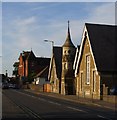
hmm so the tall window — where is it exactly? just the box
[93,71,96,92]
[80,72,83,91]
[86,55,90,84]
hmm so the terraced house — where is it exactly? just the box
[74,23,117,100]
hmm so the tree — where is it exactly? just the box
[13,62,19,77]
[27,72,36,83]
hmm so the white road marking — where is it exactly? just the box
[12,90,61,106]
[48,101,61,106]
[37,98,46,101]
[12,90,44,100]
[67,106,88,113]
[97,115,112,120]
[93,103,101,107]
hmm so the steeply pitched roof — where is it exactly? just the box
[63,21,75,47]
[36,57,50,66]
[31,57,50,74]
[85,23,117,72]
[53,46,62,79]
[26,50,36,60]
[35,66,49,78]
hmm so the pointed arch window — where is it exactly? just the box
[93,70,96,92]
[80,72,83,91]
[68,50,71,54]
[86,55,90,84]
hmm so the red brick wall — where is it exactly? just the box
[18,55,24,76]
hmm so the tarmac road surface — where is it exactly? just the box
[2,89,116,120]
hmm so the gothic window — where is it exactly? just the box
[86,55,90,84]
[80,72,83,91]
[93,70,96,92]
[68,50,71,54]
[64,50,66,54]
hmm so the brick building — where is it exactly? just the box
[18,50,50,83]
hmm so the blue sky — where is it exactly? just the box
[2,2,115,76]
[2,0,117,2]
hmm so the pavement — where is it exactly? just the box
[25,89,117,111]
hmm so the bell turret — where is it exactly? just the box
[61,21,76,95]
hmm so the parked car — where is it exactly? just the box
[14,84,20,89]
[2,83,9,89]
[110,86,117,95]
[9,84,15,89]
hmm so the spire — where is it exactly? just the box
[63,21,75,47]
[68,20,70,37]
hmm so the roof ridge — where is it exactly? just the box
[85,23,116,27]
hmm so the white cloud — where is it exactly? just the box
[2,2,115,76]
[16,16,36,26]
[86,3,115,25]
[47,3,115,47]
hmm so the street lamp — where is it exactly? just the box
[44,40,54,57]
[44,39,54,50]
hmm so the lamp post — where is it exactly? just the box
[44,40,54,50]
[44,40,54,57]
[44,39,54,83]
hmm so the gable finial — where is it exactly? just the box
[68,20,70,30]
[68,20,69,27]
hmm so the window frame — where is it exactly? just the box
[86,54,90,85]
[80,71,83,91]
[92,70,96,92]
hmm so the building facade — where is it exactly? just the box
[18,50,50,83]
[48,47,62,93]
[74,23,117,99]
[48,21,76,95]
[61,21,76,95]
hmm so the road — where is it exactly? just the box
[2,89,116,120]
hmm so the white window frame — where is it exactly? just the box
[77,77,79,94]
[86,55,90,85]
[92,70,96,92]
[80,71,83,91]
